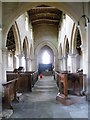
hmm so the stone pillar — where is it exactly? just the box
[26,58,30,71]
[18,55,23,67]
[13,52,17,69]
[0,30,2,93]
[69,54,79,73]
[58,59,61,71]
[31,59,36,71]
[88,23,90,100]
[81,45,88,92]
[63,56,67,71]
[2,47,8,83]
[29,58,36,71]
[18,54,26,70]
[0,2,2,117]
[58,58,63,71]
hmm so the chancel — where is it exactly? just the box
[0,2,90,119]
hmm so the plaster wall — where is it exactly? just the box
[16,14,32,54]
[58,15,74,53]
[33,24,58,49]
[33,24,58,70]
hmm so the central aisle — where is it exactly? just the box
[10,76,88,118]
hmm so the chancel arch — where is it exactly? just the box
[35,41,58,71]
[38,45,54,75]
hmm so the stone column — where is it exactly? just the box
[18,54,26,70]
[2,47,8,83]
[29,58,36,71]
[81,45,88,93]
[63,56,67,71]
[0,29,2,92]
[69,54,79,73]
[26,58,30,71]
[18,55,23,67]
[13,52,17,69]
[31,58,36,71]
[0,2,2,118]
[58,58,63,71]
[88,23,90,100]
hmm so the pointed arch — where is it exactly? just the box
[70,23,76,52]
[23,36,29,58]
[30,43,34,59]
[35,41,57,58]
[63,35,69,56]
[6,22,21,55]
[72,26,82,54]
[65,38,69,55]
[14,21,22,55]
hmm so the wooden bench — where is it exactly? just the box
[2,78,18,109]
[54,71,83,98]
[59,73,68,98]
[54,71,60,87]
[6,71,38,92]
[32,71,38,87]
[17,72,32,92]
[59,73,83,98]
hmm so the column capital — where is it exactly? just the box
[68,53,78,58]
[17,53,24,58]
[80,44,87,52]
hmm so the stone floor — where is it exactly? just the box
[4,76,88,119]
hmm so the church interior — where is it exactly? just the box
[0,2,90,119]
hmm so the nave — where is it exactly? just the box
[9,76,88,118]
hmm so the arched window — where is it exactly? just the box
[42,51,50,64]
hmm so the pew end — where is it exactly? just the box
[2,78,19,109]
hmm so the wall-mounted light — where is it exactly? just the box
[78,15,90,29]
[78,3,90,29]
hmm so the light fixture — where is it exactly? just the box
[78,3,90,29]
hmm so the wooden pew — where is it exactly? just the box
[2,78,18,109]
[18,72,32,92]
[6,71,38,93]
[59,73,68,98]
[60,73,83,98]
[55,71,83,98]
[32,71,38,87]
[71,73,83,95]
[54,71,60,87]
